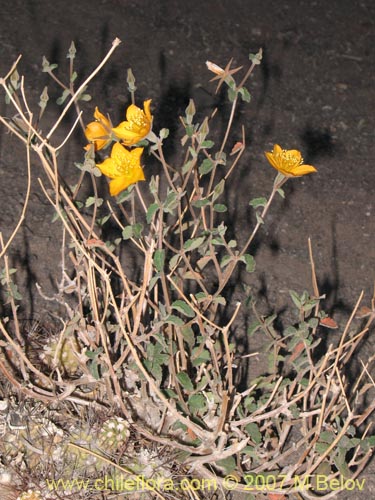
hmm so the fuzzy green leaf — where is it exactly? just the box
[116,184,135,203]
[176,372,194,392]
[201,140,215,149]
[239,86,251,102]
[243,254,256,273]
[213,203,227,212]
[188,394,206,413]
[169,253,180,270]
[56,89,70,105]
[192,198,210,208]
[212,179,225,202]
[132,223,143,238]
[146,202,159,224]
[245,423,262,444]
[249,197,267,209]
[289,290,302,309]
[172,300,195,318]
[165,315,185,326]
[184,236,206,251]
[153,249,165,273]
[122,226,133,240]
[199,158,214,175]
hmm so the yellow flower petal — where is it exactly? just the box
[264,144,317,177]
[93,107,111,128]
[84,107,112,151]
[265,151,279,170]
[96,157,118,179]
[290,164,317,176]
[96,143,145,196]
[109,177,131,196]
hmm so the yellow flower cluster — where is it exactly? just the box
[84,100,152,196]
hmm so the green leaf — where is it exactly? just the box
[245,423,262,444]
[249,197,267,209]
[176,372,194,392]
[116,184,135,203]
[184,236,206,251]
[239,86,251,102]
[70,71,78,84]
[215,456,236,474]
[334,448,351,478]
[38,86,49,111]
[79,93,92,102]
[191,347,211,367]
[153,249,165,273]
[165,315,185,326]
[181,326,195,347]
[163,190,179,214]
[172,300,195,318]
[247,320,262,336]
[146,202,159,224]
[199,158,214,175]
[213,203,227,212]
[10,69,20,88]
[220,255,232,268]
[194,292,207,302]
[319,431,336,444]
[277,187,285,198]
[212,236,224,246]
[148,274,159,291]
[56,89,70,105]
[188,146,197,158]
[182,159,194,175]
[122,226,133,240]
[192,198,210,208]
[289,290,302,309]
[188,394,206,413]
[243,254,256,273]
[85,196,103,208]
[9,283,22,301]
[212,179,225,202]
[168,253,180,270]
[201,140,215,149]
[228,87,237,102]
[96,214,111,226]
[213,295,226,305]
[132,222,143,238]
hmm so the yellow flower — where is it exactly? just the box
[265,144,317,177]
[84,107,112,151]
[112,99,152,146]
[97,142,145,196]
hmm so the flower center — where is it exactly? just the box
[128,112,147,131]
[280,149,303,170]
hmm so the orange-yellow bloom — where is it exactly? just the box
[97,143,145,196]
[84,107,112,151]
[265,144,317,177]
[112,99,152,146]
